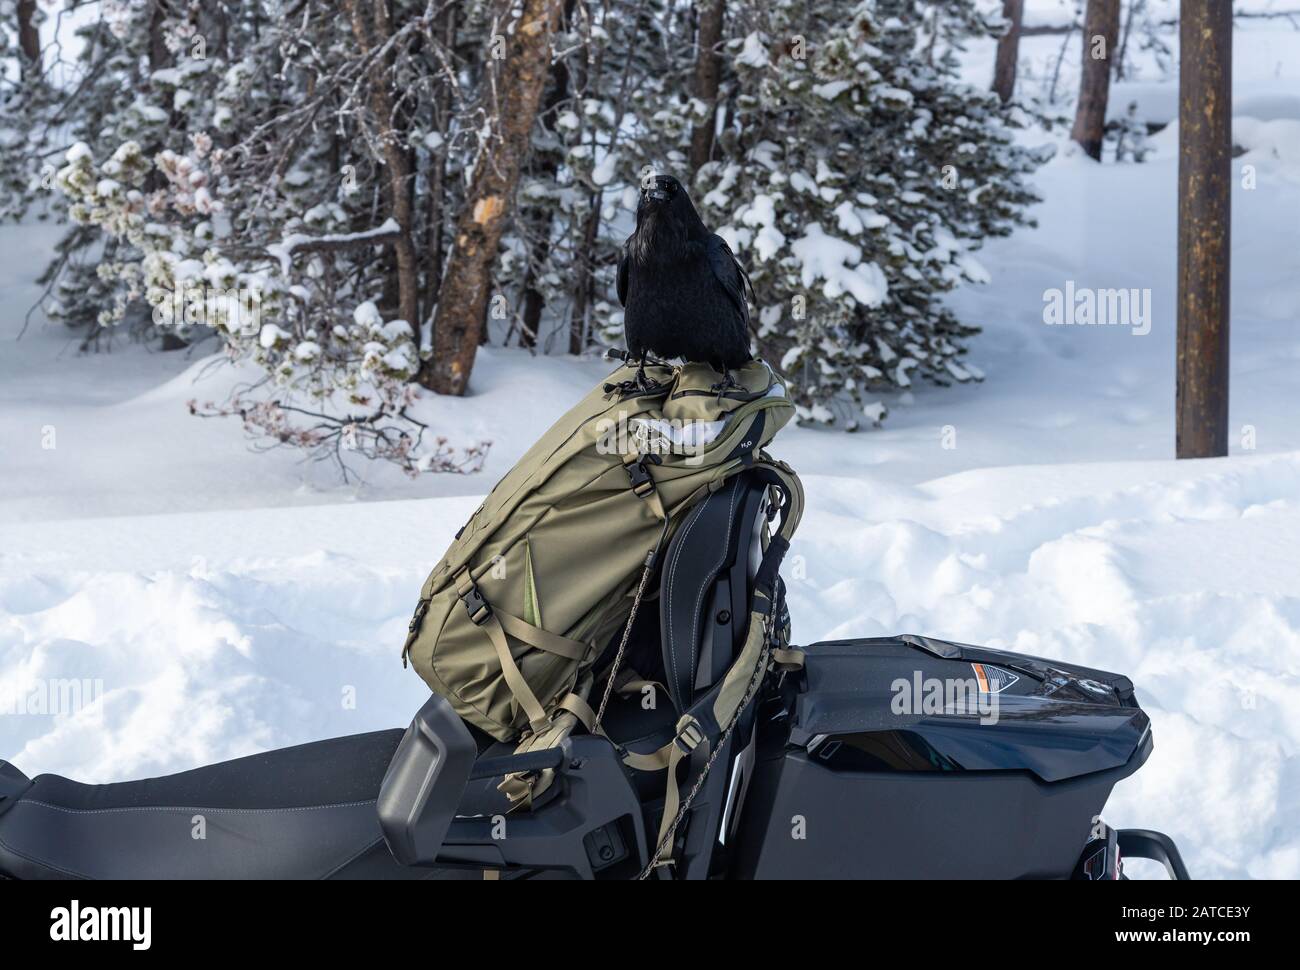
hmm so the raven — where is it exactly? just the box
[616,174,754,390]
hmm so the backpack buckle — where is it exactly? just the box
[624,454,661,498]
[461,584,492,626]
[651,857,678,878]
[407,598,429,634]
[673,719,703,754]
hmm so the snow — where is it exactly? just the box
[294,341,322,362]
[1233,116,1300,171]
[591,151,619,187]
[258,323,289,348]
[2,14,1299,881]
[266,219,400,276]
[832,201,865,235]
[753,225,786,262]
[735,32,769,69]
[131,100,169,124]
[353,300,383,328]
[739,193,787,260]
[789,222,888,306]
[813,80,854,101]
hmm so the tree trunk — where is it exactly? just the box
[344,0,419,338]
[519,0,576,350]
[1070,0,1121,160]
[17,0,40,75]
[568,204,601,354]
[147,1,172,75]
[1115,0,1140,81]
[519,284,543,349]
[991,0,1024,104]
[429,0,564,395]
[1176,1,1231,460]
[420,4,458,336]
[149,2,192,351]
[688,0,726,172]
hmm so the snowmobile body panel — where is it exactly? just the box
[730,636,1153,880]
[789,637,1150,781]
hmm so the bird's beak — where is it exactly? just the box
[643,177,674,204]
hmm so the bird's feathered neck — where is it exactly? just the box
[629,194,708,266]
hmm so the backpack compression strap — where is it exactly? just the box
[454,569,591,737]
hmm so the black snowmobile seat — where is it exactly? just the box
[0,730,437,880]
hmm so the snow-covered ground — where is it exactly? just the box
[4,19,1300,879]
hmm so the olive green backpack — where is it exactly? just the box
[400,357,802,806]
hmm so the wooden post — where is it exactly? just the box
[1176,2,1232,459]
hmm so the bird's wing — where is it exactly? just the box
[705,234,751,327]
[616,247,629,308]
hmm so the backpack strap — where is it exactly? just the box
[622,460,804,872]
[453,569,591,737]
[497,676,598,808]
[494,611,589,661]
[555,691,596,732]
[631,590,779,873]
[611,666,665,698]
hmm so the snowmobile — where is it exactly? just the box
[0,472,1187,880]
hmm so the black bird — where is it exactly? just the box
[617,174,754,390]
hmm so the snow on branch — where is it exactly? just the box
[266,218,403,274]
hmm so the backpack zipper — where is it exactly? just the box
[670,386,766,403]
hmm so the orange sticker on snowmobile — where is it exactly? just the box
[971,663,1019,694]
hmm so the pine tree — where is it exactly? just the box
[680,0,1046,426]
[9,0,1048,477]
[35,0,499,475]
